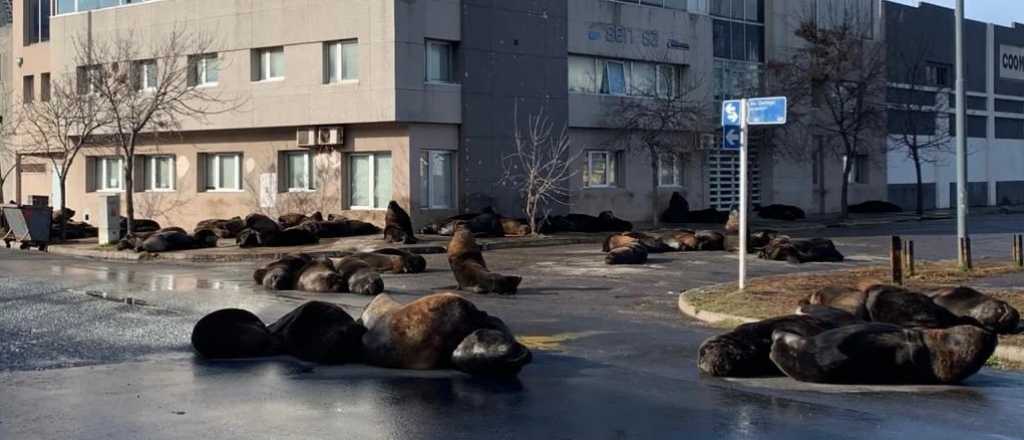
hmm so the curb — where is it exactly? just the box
[677,288,1024,366]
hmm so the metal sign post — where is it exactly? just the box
[721,97,787,290]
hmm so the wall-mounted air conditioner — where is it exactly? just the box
[296,127,317,147]
[317,126,343,146]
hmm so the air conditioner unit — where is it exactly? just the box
[296,127,317,147]
[317,126,343,146]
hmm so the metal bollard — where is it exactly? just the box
[891,236,904,285]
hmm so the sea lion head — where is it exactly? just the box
[920,325,997,384]
[971,300,1021,334]
[348,270,384,296]
[402,254,428,274]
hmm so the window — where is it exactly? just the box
[202,153,242,191]
[252,47,285,82]
[631,62,656,97]
[325,40,359,83]
[657,65,678,98]
[426,40,454,83]
[584,151,620,188]
[40,73,51,102]
[601,60,627,95]
[420,150,454,209]
[24,0,50,45]
[847,154,869,184]
[283,151,315,192]
[57,0,157,15]
[658,152,683,187]
[189,54,220,87]
[77,65,101,95]
[135,60,158,91]
[96,157,124,192]
[570,56,681,98]
[568,55,598,94]
[144,155,175,191]
[925,62,951,87]
[349,153,392,209]
[22,75,34,104]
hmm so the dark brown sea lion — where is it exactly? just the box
[862,284,967,329]
[602,232,673,253]
[500,218,531,236]
[384,201,418,244]
[331,256,384,295]
[759,237,844,263]
[244,213,280,234]
[452,329,533,377]
[343,248,427,274]
[253,254,313,290]
[195,217,245,239]
[605,242,648,265]
[770,323,996,384]
[295,259,347,293]
[926,286,1021,334]
[447,229,521,295]
[801,287,869,319]
[191,309,278,359]
[278,213,310,229]
[267,301,365,364]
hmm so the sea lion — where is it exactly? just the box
[862,284,967,329]
[295,259,347,293]
[661,230,699,251]
[244,213,280,235]
[346,219,382,236]
[195,217,244,239]
[361,292,530,375]
[267,301,365,364]
[255,226,320,247]
[384,201,418,244]
[926,286,1021,334]
[694,230,726,251]
[343,248,427,274]
[191,309,277,359]
[605,242,648,265]
[801,287,869,319]
[660,192,690,223]
[447,229,522,295]
[451,329,533,377]
[757,204,806,221]
[253,254,313,290]
[759,237,844,263]
[279,212,321,229]
[331,256,384,295]
[359,293,403,329]
[770,323,996,384]
[602,232,673,253]
[136,229,215,253]
[697,313,852,378]
[500,218,531,236]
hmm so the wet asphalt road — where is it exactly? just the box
[2,214,1024,439]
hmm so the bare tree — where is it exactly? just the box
[887,34,953,218]
[76,27,235,232]
[501,107,581,236]
[769,4,886,219]
[0,80,17,205]
[606,61,711,227]
[19,73,106,239]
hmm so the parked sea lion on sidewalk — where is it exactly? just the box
[331,256,385,295]
[759,237,844,263]
[926,286,1021,334]
[360,292,531,375]
[195,217,245,239]
[694,230,726,251]
[191,309,278,359]
[602,232,674,253]
[770,323,996,384]
[757,204,806,221]
[253,254,314,290]
[267,301,365,364]
[244,213,280,235]
[800,287,869,319]
[660,192,690,223]
[384,201,418,244]
[447,229,522,294]
[697,313,855,377]
[862,284,968,329]
[343,248,427,274]
[605,242,648,265]
[295,259,348,293]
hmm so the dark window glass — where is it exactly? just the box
[745,23,763,62]
[995,118,1024,139]
[995,99,1024,114]
[730,22,745,60]
[713,20,730,58]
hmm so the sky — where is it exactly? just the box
[887,0,1024,26]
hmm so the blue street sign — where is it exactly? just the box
[722,125,742,150]
[721,100,742,127]
[746,96,787,125]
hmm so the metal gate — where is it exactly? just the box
[706,147,761,210]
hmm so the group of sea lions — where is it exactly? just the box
[699,283,1020,384]
[191,293,532,377]
[420,209,633,237]
[602,230,727,265]
[236,212,381,248]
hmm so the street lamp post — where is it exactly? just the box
[955,0,970,270]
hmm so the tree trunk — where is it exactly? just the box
[59,176,68,242]
[650,150,660,228]
[912,148,924,219]
[124,155,135,233]
[840,157,852,220]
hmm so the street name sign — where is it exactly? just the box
[746,96,788,125]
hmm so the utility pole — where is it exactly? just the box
[955,0,970,270]
[738,99,749,289]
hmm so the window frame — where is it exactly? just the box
[847,154,869,185]
[253,47,285,82]
[137,59,158,91]
[325,40,360,84]
[22,75,34,104]
[203,153,243,192]
[144,155,176,192]
[96,156,125,192]
[425,40,455,84]
[584,150,619,188]
[348,152,393,210]
[603,60,628,96]
[419,149,455,210]
[192,53,220,87]
[283,150,315,192]
[658,152,684,188]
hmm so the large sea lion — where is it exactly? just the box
[447,229,522,295]
[191,309,278,359]
[279,212,322,229]
[605,242,648,265]
[694,230,726,251]
[343,248,427,274]
[697,313,854,377]
[244,213,280,235]
[500,218,531,236]
[759,237,844,263]
[295,259,348,293]
[331,256,384,295]
[267,301,365,364]
[661,230,698,251]
[602,232,674,253]
[862,284,967,329]
[195,217,245,239]
[801,287,869,319]
[757,204,806,221]
[770,323,996,384]
[254,254,313,290]
[926,287,1021,334]
[384,201,418,244]
[360,293,530,375]
[660,192,690,223]
[252,226,320,247]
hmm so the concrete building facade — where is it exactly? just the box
[9,0,887,232]
[886,1,1024,210]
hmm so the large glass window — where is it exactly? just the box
[326,40,359,83]
[22,75,34,104]
[658,153,684,187]
[189,54,220,87]
[571,55,681,99]
[57,0,156,15]
[136,60,158,91]
[96,157,124,192]
[144,155,175,191]
[252,47,285,82]
[349,153,392,209]
[601,60,627,96]
[568,55,598,94]
[25,0,50,45]
[284,151,314,191]
[426,40,454,83]
[584,151,620,188]
[203,153,242,191]
[420,150,454,209]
